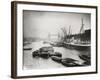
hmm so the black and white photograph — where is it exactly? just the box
[11,1,97,78]
[23,10,91,69]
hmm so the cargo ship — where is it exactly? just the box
[48,18,91,50]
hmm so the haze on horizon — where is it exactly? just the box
[23,10,91,39]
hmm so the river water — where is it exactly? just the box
[23,41,90,70]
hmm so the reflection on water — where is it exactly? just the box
[23,41,90,70]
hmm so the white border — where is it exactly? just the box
[17,3,96,76]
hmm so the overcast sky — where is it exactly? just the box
[23,10,91,39]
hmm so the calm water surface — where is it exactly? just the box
[23,41,90,70]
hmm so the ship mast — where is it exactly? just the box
[68,25,71,43]
[80,18,84,34]
[79,18,84,43]
[61,27,67,42]
[48,32,51,41]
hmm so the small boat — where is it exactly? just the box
[50,52,62,57]
[32,50,40,57]
[23,48,32,50]
[51,56,62,63]
[39,46,54,59]
[79,55,90,61]
[61,58,81,67]
[79,55,90,65]
[39,52,50,59]
[39,46,54,53]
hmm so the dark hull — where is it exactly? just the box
[23,48,32,50]
[63,42,90,51]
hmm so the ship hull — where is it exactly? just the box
[63,42,90,51]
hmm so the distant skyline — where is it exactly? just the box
[23,10,91,39]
